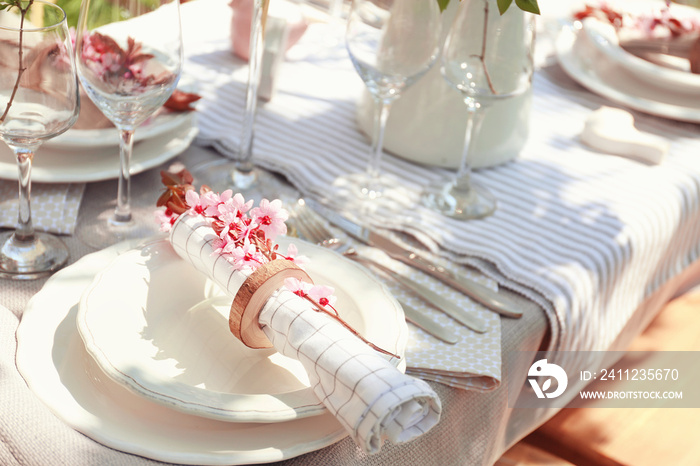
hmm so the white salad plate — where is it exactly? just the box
[555,24,700,123]
[0,112,198,183]
[76,236,407,423]
[15,237,350,465]
[47,110,194,150]
[581,16,700,95]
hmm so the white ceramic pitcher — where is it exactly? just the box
[355,0,534,169]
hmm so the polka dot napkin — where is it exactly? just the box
[355,245,502,392]
[0,181,84,235]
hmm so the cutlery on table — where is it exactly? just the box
[304,200,523,319]
[397,299,460,345]
[351,255,483,336]
[290,200,486,338]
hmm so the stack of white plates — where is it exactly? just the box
[555,1,700,123]
[15,235,408,464]
[582,17,700,94]
[0,110,198,183]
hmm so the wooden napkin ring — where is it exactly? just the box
[229,260,313,349]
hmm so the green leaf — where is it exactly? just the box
[0,0,23,10]
[437,0,450,13]
[514,0,540,15]
[497,0,513,15]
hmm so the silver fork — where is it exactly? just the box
[290,199,487,338]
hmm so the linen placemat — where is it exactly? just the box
[352,244,502,391]
[0,181,84,235]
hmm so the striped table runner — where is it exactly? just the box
[183,0,700,356]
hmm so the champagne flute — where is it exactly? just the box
[344,0,441,199]
[192,0,289,202]
[421,0,535,219]
[75,0,183,247]
[0,0,80,279]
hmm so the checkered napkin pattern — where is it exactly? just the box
[0,181,84,234]
[259,289,441,453]
[169,213,441,454]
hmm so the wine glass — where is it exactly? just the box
[75,0,183,248]
[343,0,441,199]
[192,0,291,202]
[0,1,80,279]
[421,0,535,219]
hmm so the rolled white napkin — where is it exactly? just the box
[169,213,441,454]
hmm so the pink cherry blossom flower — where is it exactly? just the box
[215,193,255,240]
[211,235,234,257]
[154,207,175,232]
[217,210,256,243]
[250,199,288,239]
[308,285,337,309]
[185,190,207,216]
[199,190,228,216]
[284,277,313,297]
[216,192,251,218]
[285,243,310,268]
[283,278,337,312]
[216,214,239,240]
[201,189,230,216]
[227,240,265,271]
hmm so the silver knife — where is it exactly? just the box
[356,255,487,333]
[398,299,459,344]
[290,199,486,332]
[352,254,487,333]
[314,204,523,318]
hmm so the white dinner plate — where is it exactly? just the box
[581,17,700,95]
[47,110,194,150]
[555,24,700,123]
[76,236,407,423]
[0,112,198,183]
[15,237,349,465]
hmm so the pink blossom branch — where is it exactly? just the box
[303,295,400,359]
[480,1,497,95]
[156,167,400,359]
[0,0,33,124]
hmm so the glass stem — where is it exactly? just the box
[114,129,134,223]
[454,98,486,192]
[13,147,36,242]
[237,0,267,176]
[329,0,343,16]
[367,97,392,181]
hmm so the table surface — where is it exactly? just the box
[2,0,700,465]
[0,143,549,466]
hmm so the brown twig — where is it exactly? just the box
[0,0,33,124]
[304,296,401,359]
[480,1,497,95]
